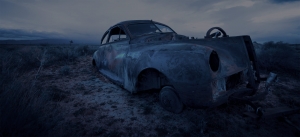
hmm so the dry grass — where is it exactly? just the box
[0,43,299,137]
[256,41,299,76]
[254,41,300,108]
[0,44,97,136]
[0,47,46,136]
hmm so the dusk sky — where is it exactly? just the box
[1,0,300,44]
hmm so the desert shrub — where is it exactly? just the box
[0,53,50,136]
[0,78,47,136]
[75,45,95,56]
[0,44,97,136]
[44,45,96,67]
[0,46,65,136]
[0,45,19,52]
[44,46,80,66]
[0,47,44,74]
[40,43,49,47]
[17,48,43,70]
[46,86,69,102]
[142,106,153,115]
[256,41,299,75]
[59,65,70,75]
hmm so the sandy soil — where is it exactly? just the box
[28,55,300,137]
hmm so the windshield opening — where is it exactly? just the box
[154,24,173,33]
[127,23,174,37]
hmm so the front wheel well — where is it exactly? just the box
[135,68,169,92]
[92,59,96,66]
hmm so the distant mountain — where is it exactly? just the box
[0,39,71,45]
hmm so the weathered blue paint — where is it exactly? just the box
[93,20,260,108]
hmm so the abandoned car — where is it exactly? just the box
[92,20,261,113]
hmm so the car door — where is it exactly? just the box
[100,25,130,85]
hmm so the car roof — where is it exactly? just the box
[117,20,152,25]
[106,20,176,38]
[118,20,152,25]
[112,20,167,27]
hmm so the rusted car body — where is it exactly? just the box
[93,20,260,113]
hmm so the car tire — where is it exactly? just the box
[159,86,183,113]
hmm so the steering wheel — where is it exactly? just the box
[205,27,229,38]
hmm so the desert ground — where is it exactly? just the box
[0,43,299,137]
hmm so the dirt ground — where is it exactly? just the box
[1,45,300,137]
[32,56,299,137]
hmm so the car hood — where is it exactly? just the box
[128,33,250,77]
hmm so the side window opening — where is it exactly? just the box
[101,31,109,45]
[108,26,128,43]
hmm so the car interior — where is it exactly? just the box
[108,27,127,43]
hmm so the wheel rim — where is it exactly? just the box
[159,86,183,113]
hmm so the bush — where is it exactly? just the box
[0,44,97,136]
[256,41,299,75]
[44,47,80,66]
[75,45,92,56]
[0,47,44,74]
[0,77,48,136]
[44,45,96,67]
[0,52,49,136]
[59,65,70,75]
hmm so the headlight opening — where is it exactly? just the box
[209,50,220,72]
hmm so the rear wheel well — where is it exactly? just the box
[136,68,169,92]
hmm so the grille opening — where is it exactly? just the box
[209,51,220,72]
[226,72,242,90]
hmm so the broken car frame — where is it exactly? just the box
[93,20,287,114]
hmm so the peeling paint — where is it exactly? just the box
[93,20,260,108]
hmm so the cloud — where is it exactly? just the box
[0,0,299,43]
[269,0,300,3]
[205,0,255,13]
[0,28,64,40]
[251,6,300,23]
